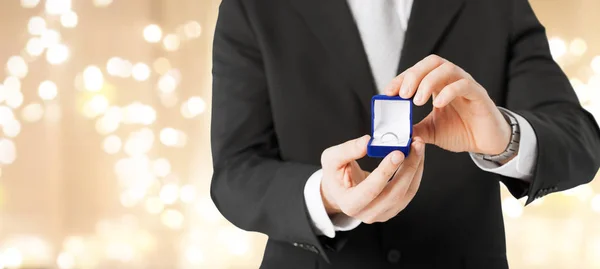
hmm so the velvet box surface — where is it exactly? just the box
[367,95,412,158]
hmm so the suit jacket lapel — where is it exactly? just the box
[398,0,465,122]
[288,0,376,114]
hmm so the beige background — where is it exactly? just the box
[0,0,598,268]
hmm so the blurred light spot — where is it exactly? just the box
[145,197,164,214]
[152,158,171,178]
[160,93,178,108]
[83,65,104,91]
[0,138,17,164]
[22,103,44,122]
[158,73,178,93]
[83,95,109,118]
[588,75,600,88]
[105,242,134,262]
[143,24,162,43]
[60,10,78,28]
[56,252,75,269]
[38,80,58,100]
[195,197,222,223]
[592,194,600,213]
[46,43,70,65]
[21,0,41,8]
[0,84,5,103]
[45,103,62,122]
[163,34,180,51]
[62,236,85,255]
[181,96,206,118]
[124,128,154,156]
[4,76,21,92]
[6,91,24,109]
[0,106,15,126]
[185,246,204,265]
[93,0,113,7]
[218,228,250,256]
[184,21,202,39]
[45,0,71,15]
[180,184,197,204]
[2,247,23,268]
[103,135,122,154]
[548,37,566,59]
[132,63,151,81]
[161,209,184,230]
[592,56,600,75]
[160,127,178,146]
[159,183,178,205]
[120,192,138,208]
[6,56,29,78]
[28,16,47,35]
[123,103,156,125]
[40,29,61,48]
[3,119,21,137]
[26,37,45,57]
[152,58,171,75]
[569,38,587,56]
[501,197,523,218]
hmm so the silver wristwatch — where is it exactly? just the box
[474,107,520,164]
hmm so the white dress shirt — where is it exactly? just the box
[304,0,539,238]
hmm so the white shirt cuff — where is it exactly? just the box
[469,109,538,181]
[304,169,362,238]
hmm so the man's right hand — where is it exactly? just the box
[320,135,426,224]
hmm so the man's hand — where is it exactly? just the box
[385,55,511,155]
[320,135,426,224]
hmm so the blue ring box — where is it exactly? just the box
[367,95,413,158]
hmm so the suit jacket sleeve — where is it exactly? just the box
[502,0,600,204]
[210,0,332,261]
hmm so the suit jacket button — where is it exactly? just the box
[292,242,298,247]
[387,249,401,264]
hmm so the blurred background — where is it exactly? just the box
[0,0,598,268]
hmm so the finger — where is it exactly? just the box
[391,55,446,99]
[413,62,463,106]
[432,78,482,108]
[321,135,370,170]
[355,140,425,222]
[412,113,435,144]
[379,149,425,221]
[342,151,404,216]
[344,161,363,188]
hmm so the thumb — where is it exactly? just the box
[412,115,434,145]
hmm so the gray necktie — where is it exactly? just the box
[353,0,404,93]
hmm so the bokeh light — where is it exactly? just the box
[6,56,28,78]
[21,0,41,8]
[183,21,202,39]
[26,37,45,56]
[46,44,70,65]
[163,34,181,51]
[592,56,600,75]
[38,80,58,101]
[143,24,162,43]
[45,0,72,15]
[83,66,104,91]
[93,0,113,7]
[548,37,567,59]
[60,11,78,28]
[132,63,151,81]
[28,16,46,36]
[21,103,45,122]
[569,38,587,56]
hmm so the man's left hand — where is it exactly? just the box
[384,55,511,155]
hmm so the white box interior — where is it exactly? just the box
[372,99,411,147]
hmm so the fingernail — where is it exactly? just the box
[385,85,394,95]
[400,84,408,96]
[391,152,403,165]
[414,92,422,103]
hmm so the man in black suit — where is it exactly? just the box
[210,0,600,268]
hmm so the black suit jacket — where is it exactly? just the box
[210,0,600,268]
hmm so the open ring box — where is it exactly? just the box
[367,95,412,158]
